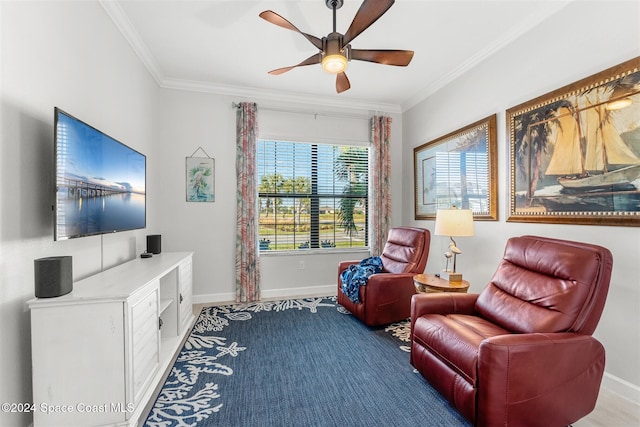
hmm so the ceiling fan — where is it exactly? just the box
[259,0,414,93]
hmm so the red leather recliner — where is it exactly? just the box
[337,226,430,326]
[410,235,613,427]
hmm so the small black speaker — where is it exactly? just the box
[147,234,162,254]
[34,256,73,298]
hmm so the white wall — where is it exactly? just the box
[157,90,402,302]
[403,0,640,402]
[0,2,160,426]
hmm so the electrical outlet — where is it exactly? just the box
[299,261,305,270]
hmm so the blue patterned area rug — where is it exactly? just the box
[143,296,470,427]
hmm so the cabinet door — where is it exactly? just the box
[130,285,160,406]
[31,303,126,426]
[178,257,193,333]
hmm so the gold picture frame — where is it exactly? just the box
[414,114,498,220]
[507,57,640,226]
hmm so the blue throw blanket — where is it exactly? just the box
[340,256,383,304]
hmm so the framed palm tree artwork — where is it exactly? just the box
[186,152,215,203]
[507,56,640,226]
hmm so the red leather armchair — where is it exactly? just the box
[337,226,430,326]
[410,235,613,427]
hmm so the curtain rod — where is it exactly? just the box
[231,102,373,121]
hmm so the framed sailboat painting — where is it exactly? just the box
[507,56,640,226]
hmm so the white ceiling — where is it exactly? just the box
[101,0,571,112]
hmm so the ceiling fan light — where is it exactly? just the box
[322,54,348,74]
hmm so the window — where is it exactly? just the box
[257,139,369,251]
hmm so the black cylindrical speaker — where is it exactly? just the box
[147,234,162,254]
[34,256,73,298]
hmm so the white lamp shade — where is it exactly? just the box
[434,208,474,237]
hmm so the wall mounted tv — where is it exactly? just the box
[54,107,146,241]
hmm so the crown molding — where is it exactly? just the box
[99,0,401,114]
[160,78,402,114]
[99,0,165,86]
[101,0,571,115]
[401,0,572,112]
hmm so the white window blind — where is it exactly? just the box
[257,139,369,251]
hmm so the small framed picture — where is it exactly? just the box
[186,156,215,202]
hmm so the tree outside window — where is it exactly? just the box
[257,140,368,251]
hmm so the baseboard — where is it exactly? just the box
[192,284,336,305]
[601,372,640,405]
[192,292,235,305]
[261,284,336,300]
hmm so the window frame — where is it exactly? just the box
[257,139,370,253]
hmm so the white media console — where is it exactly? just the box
[28,251,195,426]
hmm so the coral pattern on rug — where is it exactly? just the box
[145,297,342,426]
[385,320,411,352]
[144,296,411,427]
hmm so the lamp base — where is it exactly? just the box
[441,270,463,282]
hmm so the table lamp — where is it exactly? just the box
[434,207,474,282]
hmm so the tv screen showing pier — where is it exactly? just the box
[54,108,146,240]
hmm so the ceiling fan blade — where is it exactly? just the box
[336,72,351,93]
[268,53,322,75]
[351,49,414,66]
[259,10,323,50]
[343,0,395,45]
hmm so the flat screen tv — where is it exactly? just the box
[54,107,146,241]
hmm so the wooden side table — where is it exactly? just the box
[413,274,470,294]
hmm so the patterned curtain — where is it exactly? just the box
[370,116,392,255]
[235,102,260,302]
